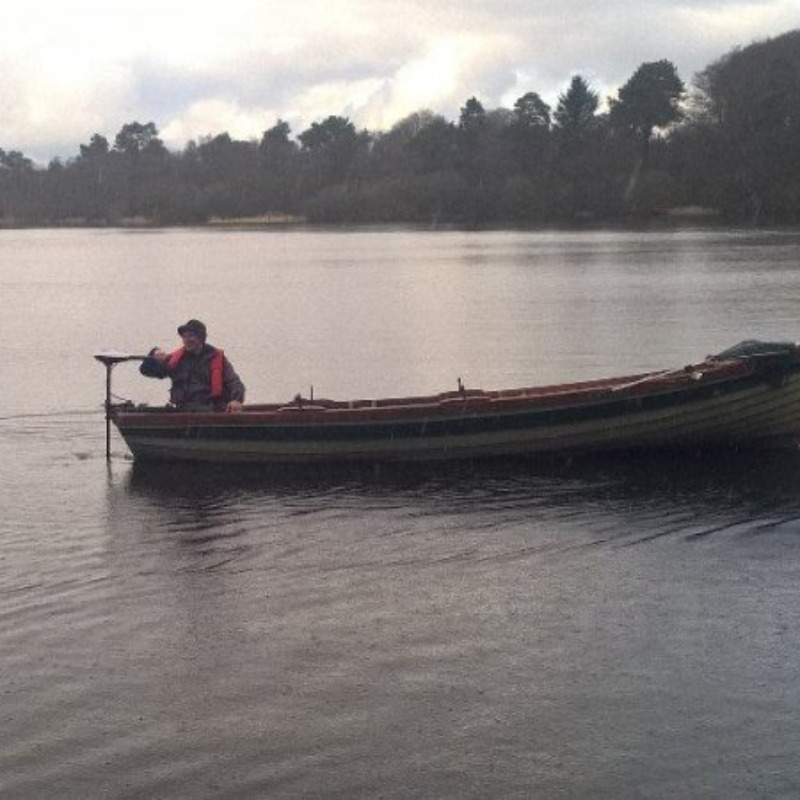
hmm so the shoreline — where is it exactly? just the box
[5,208,796,233]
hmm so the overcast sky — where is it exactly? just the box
[1,0,798,162]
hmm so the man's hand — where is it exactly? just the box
[227,400,244,413]
[151,348,168,363]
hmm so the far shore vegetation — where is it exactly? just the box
[1,30,798,229]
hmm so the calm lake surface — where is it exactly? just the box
[3,227,800,798]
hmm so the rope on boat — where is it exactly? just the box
[610,367,697,393]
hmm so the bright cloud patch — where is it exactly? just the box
[160,100,276,147]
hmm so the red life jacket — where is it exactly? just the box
[167,347,225,398]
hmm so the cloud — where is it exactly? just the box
[0,53,137,158]
[159,99,273,146]
[674,1,800,49]
[1,0,798,161]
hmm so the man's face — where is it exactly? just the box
[181,331,204,355]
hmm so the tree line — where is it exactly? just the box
[1,29,798,227]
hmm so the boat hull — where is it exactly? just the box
[110,347,800,464]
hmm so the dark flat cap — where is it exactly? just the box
[177,319,207,339]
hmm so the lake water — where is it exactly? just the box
[3,227,800,798]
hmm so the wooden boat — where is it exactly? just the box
[97,341,800,464]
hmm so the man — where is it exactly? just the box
[140,319,245,412]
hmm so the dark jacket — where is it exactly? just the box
[140,344,245,411]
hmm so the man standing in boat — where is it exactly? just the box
[140,319,245,412]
